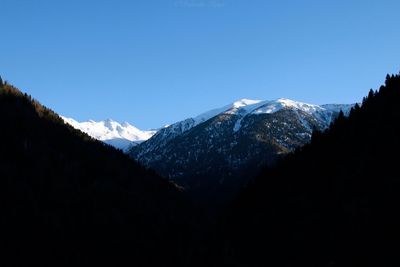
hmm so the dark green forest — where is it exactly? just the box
[0,79,201,266]
[1,73,400,266]
[219,74,400,266]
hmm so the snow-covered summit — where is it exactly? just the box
[223,98,325,116]
[61,117,157,151]
[141,98,354,152]
[189,98,351,126]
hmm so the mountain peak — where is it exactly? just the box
[61,116,156,151]
[227,98,321,116]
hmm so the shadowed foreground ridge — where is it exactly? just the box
[0,81,200,267]
[220,73,400,266]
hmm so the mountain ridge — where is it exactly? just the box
[61,98,354,153]
[129,98,355,207]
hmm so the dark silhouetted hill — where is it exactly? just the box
[219,73,400,266]
[0,79,200,267]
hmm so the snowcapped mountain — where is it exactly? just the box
[129,98,354,206]
[131,98,353,161]
[61,117,156,151]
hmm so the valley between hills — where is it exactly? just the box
[1,73,400,266]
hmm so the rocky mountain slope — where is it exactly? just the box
[129,98,353,206]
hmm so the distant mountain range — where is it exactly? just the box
[61,117,156,151]
[63,99,353,152]
[63,98,354,206]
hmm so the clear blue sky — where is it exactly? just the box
[1,0,400,129]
